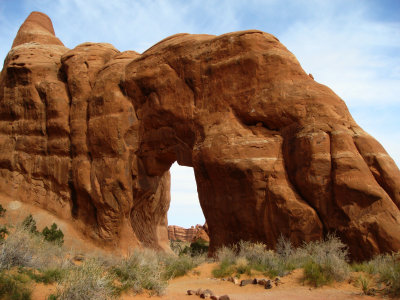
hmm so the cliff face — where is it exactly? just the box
[168,225,209,242]
[1,12,400,260]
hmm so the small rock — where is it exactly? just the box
[240,279,253,286]
[200,289,214,298]
[274,277,281,286]
[219,295,230,300]
[252,278,258,284]
[196,288,204,295]
[210,296,218,300]
[257,279,268,285]
[187,290,196,295]
[264,279,272,289]
[73,254,84,261]
[227,277,239,284]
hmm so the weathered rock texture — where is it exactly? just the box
[1,12,400,259]
[168,224,210,242]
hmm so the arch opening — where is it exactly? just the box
[168,162,205,228]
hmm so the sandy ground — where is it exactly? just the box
[122,263,383,300]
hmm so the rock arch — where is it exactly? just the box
[0,12,399,260]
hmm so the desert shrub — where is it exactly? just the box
[301,234,350,286]
[188,239,209,256]
[234,257,252,275]
[58,259,115,300]
[42,223,64,245]
[0,205,6,217]
[0,226,8,241]
[0,271,32,300]
[212,234,349,284]
[111,249,166,296]
[237,240,295,277]
[212,246,237,278]
[22,215,39,235]
[21,267,65,284]
[0,226,66,270]
[354,253,400,296]
[162,253,204,279]
[170,240,189,256]
[303,260,332,286]
[357,275,372,295]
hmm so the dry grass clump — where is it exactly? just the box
[301,234,350,286]
[111,249,166,296]
[212,234,350,286]
[0,226,67,270]
[58,259,116,300]
[0,271,32,300]
[162,252,205,279]
[352,253,400,296]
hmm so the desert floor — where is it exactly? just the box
[0,195,389,300]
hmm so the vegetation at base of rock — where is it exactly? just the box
[42,223,64,245]
[351,253,400,296]
[0,271,32,300]
[0,226,8,241]
[170,238,209,257]
[58,259,116,300]
[22,215,39,235]
[111,249,205,296]
[111,250,166,295]
[0,205,6,217]
[1,222,399,298]
[162,253,205,279]
[212,235,350,286]
[21,267,65,284]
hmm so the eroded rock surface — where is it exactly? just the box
[1,12,399,259]
[168,224,210,242]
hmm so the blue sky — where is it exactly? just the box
[0,0,399,227]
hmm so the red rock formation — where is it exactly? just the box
[168,224,210,242]
[1,12,400,259]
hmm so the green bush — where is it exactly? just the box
[300,234,350,285]
[188,239,209,256]
[0,226,8,241]
[0,271,32,300]
[212,259,236,278]
[303,260,333,287]
[22,215,38,235]
[0,204,6,217]
[162,254,204,279]
[42,223,64,245]
[21,267,65,284]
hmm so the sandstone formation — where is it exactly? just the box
[168,224,210,242]
[1,12,400,260]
